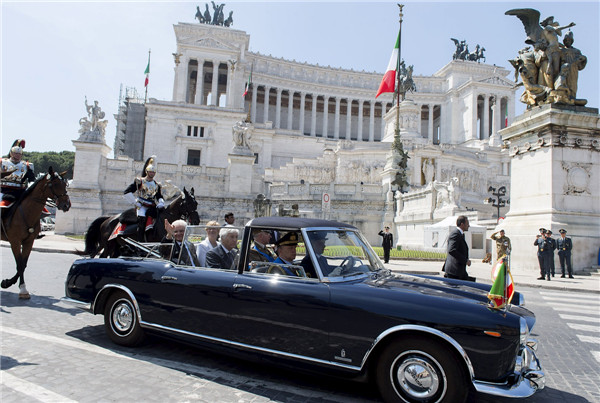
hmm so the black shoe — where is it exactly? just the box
[537,277,544,280]
[547,277,551,281]
[569,275,574,279]
[561,275,566,278]
[552,274,555,277]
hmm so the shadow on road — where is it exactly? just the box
[0,291,83,316]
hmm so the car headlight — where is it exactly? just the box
[520,317,529,345]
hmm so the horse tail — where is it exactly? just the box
[77,216,109,257]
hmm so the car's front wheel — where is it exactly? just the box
[104,291,145,346]
[376,337,468,403]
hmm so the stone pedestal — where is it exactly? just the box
[54,139,111,235]
[499,104,600,272]
[227,150,256,195]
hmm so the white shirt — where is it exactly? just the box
[196,238,220,267]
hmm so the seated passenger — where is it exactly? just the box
[205,227,239,270]
[271,232,302,276]
[248,229,275,267]
[301,231,331,277]
[161,219,200,267]
[196,220,220,267]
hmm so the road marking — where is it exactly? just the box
[1,371,77,403]
[592,351,600,364]
[567,323,600,332]
[552,305,600,315]
[2,326,134,361]
[540,292,599,300]
[559,314,600,323]
[577,334,600,345]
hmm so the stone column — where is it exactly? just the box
[211,61,219,106]
[251,83,258,123]
[483,95,490,139]
[299,92,306,134]
[310,94,317,136]
[428,104,434,143]
[322,96,329,138]
[287,90,294,130]
[471,94,478,140]
[263,86,271,123]
[275,88,282,129]
[173,55,188,102]
[357,100,364,141]
[380,103,387,141]
[345,100,352,140]
[369,102,375,142]
[334,97,341,139]
[224,63,232,108]
[194,60,204,105]
[493,97,501,137]
[499,104,600,272]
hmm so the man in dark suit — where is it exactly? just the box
[301,231,332,277]
[442,216,474,281]
[206,227,239,270]
[161,219,200,267]
[378,226,394,263]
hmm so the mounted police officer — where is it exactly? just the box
[1,139,36,209]
[557,229,574,278]
[123,156,164,242]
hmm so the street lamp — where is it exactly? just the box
[485,185,509,224]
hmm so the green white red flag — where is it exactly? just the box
[488,257,515,309]
[243,70,252,98]
[376,32,400,98]
[144,61,150,87]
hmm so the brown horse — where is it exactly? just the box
[1,167,71,298]
[80,187,199,258]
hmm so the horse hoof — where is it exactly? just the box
[19,293,31,299]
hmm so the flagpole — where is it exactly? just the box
[245,62,254,123]
[395,4,404,137]
[144,49,151,104]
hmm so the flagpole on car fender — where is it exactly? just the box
[395,4,404,136]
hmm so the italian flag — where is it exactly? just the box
[488,257,515,309]
[243,70,252,98]
[376,32,400,98]
[144,61,150,87]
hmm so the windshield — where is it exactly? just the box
[303,229,385,278]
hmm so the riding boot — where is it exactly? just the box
[137,216,146,242]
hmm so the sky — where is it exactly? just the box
[1,0,598,153]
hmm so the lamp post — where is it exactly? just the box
[485,186,509,224]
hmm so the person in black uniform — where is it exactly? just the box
[546,230,556,277]
[378,226,394,263]
[534,229,552,281]
[557,229,574,278]
[442,216,474,281]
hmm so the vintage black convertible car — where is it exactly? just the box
[64,217,544,402]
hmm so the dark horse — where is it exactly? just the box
[1,168,71,299]
[80,187,199,258]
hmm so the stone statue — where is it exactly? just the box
[397,61,416,101]
[195,6,204,23]
[232,120,251,148]
[506,8,586,106]
[224,11,233,27]
[451,38,486,62]
[78,98,108,141]
[450,38,467,60]
[196,3,232,27]
[422,159,435,184]
[433,177,459,209]
[253,193,271,217]
[203,4,211,23]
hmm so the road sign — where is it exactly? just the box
[322,193,330,211]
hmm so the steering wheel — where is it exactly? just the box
[337,256,357,275]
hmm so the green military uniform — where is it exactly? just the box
[490,230,511,261]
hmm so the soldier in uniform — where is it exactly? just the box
[378,226,394,263]
[124,156,164,242]
[490,229,511,261]
[546,230,556,277]
[248,229,275,265]
[1,139,36,209]
[272,232,303,276]
[557,229,574,278]
[534,229,552,281]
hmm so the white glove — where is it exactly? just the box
[135,201,142,209]
[328,267,343,277]
[157,198,165,209]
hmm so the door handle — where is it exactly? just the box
[161,276,178,281]
[233,283,252,290]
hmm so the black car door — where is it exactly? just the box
[226,272,331,360]
[148,266,237,338]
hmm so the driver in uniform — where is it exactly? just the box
[272,232,303,276]
[1,139,36,209]
[124,156,164,242]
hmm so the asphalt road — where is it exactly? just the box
[1,250,599,402]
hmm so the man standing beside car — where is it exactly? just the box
[442,215,473,281]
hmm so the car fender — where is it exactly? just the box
[361,324,475,380]
[92,283,142,326]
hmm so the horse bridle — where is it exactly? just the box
[45,174,69,204]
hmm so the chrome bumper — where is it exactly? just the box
[473,338,545,398]
[61,297,92,313]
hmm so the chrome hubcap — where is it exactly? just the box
[112,301,133,333]
[392,352,444,401]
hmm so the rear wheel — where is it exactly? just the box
[103,291,145,346]
[376,337,469,403]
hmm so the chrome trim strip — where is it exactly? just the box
[93,284,142,325]
[60,297,91,312]
[141,321,362,372]
[361,325,476,379]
